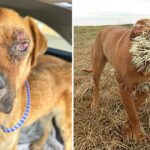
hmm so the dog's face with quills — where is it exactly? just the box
[130,19,150,74]
[130,19,150,40]
[0,8,47,114]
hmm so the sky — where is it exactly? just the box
[74,0,150,25]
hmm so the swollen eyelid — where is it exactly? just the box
[16,41,29,52]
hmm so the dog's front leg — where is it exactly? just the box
[30,115,53,150]
[119,87,148,141]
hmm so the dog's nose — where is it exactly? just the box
[0,76,5,89]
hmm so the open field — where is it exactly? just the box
[74,25,150,150]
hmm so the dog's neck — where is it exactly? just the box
[130,30,150,75]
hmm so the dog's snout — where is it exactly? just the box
[0,76,6,89]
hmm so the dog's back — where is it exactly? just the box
[91,26,133,75]
[99,26,132,67]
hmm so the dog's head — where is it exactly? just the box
[130,19,150,74]
[130,19,150,40]
[0,8,47,114]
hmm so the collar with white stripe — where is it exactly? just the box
[0,80,31,133]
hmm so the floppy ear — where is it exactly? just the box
[135,19,149,26]
[130,24,144,40]
[25,17,47,66]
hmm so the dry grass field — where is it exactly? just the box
[74,26,150,150]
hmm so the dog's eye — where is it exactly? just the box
[16,41,29,52]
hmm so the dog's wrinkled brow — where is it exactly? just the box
[0,28,30,61]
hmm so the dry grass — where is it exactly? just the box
[74,26,150,150]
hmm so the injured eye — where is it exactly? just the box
[16,41,29,52]
[9,40,30,60]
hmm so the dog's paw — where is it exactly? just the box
[122,126,131,138]
[30,141,44,150]
[134,129,150,143]
[136,133,150,144]
[122,126,150,143]
[91,101,99,111]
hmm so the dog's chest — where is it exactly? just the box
[0,131,18,150]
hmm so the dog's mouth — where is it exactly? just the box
[0,74,16,114]
[0,95,14,114]
[0,92,15,114]
[130,29,150,74]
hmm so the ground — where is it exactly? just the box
[74,26,150,150]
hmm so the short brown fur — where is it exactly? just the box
[0,8,72,150]
[91,19,150,141]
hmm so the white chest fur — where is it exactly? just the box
[135,81,150,92]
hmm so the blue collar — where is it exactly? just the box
[0,80,31,133]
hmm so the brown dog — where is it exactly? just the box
[0,8,72,150]
[91,19,150,141]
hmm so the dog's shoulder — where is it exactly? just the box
[33,55,71,71]
[29,55,71,84]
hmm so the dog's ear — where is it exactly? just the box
[130,24,144,40]
[25,17,47,66]
[135,19,150,26]
[130,19,150,40]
